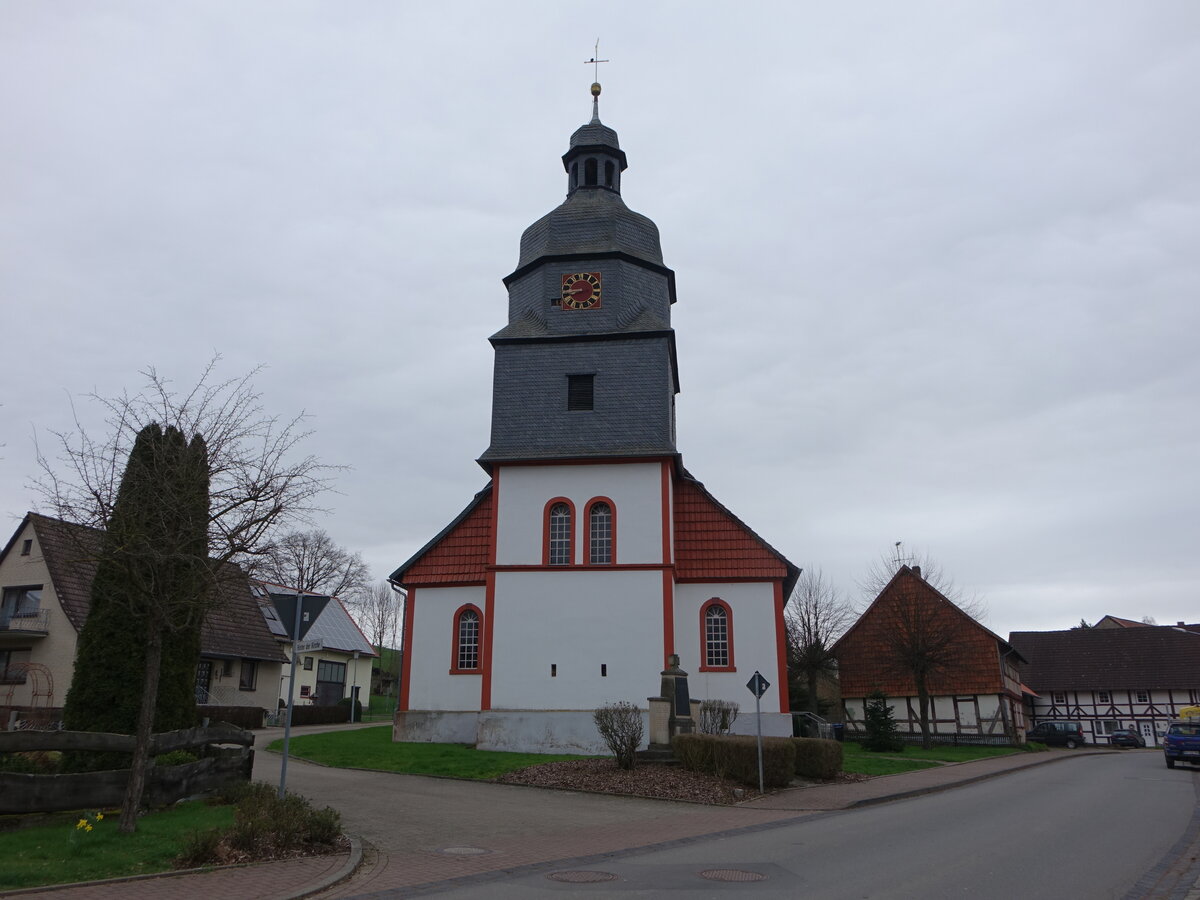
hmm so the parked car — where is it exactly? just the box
[1163,721,1200,769]
[1109,728,1145,748]
[1027,721,1086,749]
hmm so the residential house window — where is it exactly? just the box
[546,500,573,565]
[239,659,258,691]
[1096,720,1120,736]
[700,599,735,671]
[0,649,30,684]
[567,374,594,411]
[20,539,32,556]
[315,659,347,705]
[588,500,613,564]
[222,659,235,678]
[1,586,42,625]
[1097,691,1111,704]
[1052,692,1066,704]
[304,656,314,671]
[1136,690,1149,704]
[453,606,481,672]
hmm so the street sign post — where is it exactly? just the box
[277,593,330,799]
[746,670,771,793]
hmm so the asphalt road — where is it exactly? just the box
[426,751,1199,899]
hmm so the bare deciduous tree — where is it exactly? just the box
[354,580,402,654]
[251,529,370,600]
[785,569,854,716]
[33,359,334,832]
[857,547,986,621]
[861,560,985,750]
[593,701,644,769]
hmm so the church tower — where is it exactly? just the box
[392,85,798,754]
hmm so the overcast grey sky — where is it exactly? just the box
[3,2,1197,638]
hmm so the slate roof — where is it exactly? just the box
[9,513,287,663]
[1009,627,1200,691]
[253,581,376,656]
[517,189,663,269]
[390,474,799,595]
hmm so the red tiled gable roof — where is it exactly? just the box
[672,474,796,588]
[14,513,286,663]
[834,567,1014,699]
[392,486,493,587]
[1010,627,1200,692]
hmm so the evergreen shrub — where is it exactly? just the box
[792,737,842,778]
[673,733,795,789]
[862,689,905,753]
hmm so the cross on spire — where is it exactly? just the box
[584,38,609,83]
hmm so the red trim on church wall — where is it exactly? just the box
[660,462,672,565]
[449,603,484,675]
[584,496,617,564]
[399,587,416,712]
[541,496,576,566]
[698,597,736,672]
[773,580,791,713]
[661,570,675,666]
[481,574,496,710]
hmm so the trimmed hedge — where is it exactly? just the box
[673,733,795,789]
[793,737,842,779]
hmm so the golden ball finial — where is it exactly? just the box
[591,82,602,98]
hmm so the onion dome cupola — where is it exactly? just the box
[481,85,681,467]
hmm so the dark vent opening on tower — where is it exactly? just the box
[567,374,594,411]
[585,158,597,186]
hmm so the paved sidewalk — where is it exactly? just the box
[4,737,1115,900]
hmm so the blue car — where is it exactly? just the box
[1163,721,1200,769]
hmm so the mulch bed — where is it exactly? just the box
[495,758,873,805]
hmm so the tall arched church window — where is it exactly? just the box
[584,158,598,185]
[547,501,573,565]
[588,500,612,564]
[700,599,735,671]
[452,606,481,672]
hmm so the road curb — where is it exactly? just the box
[281,833,365,900]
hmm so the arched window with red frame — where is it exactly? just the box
[451,605,482,673]
[700,599,735,671]
[586,498,615,564]
[544,498,574,566]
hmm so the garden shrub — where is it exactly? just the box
[698,699,739,735]
[792,737,842,779]
[593,701,644,769]
[175,782,343,866]
[862,689,904,752]
[336,696,363,720]
[673,733,795,789]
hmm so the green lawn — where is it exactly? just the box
[840,741,1028,776]
[0,802,234,891]
[268,725,587,778]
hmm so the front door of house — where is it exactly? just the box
[955,697,979,732]
[1141,721,1155,746]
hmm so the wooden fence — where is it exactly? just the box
[0,723,254,814]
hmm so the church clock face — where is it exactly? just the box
[561,271,602,310]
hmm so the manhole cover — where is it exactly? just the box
[437,846,491,856]
[700,868,768,882]
[547,870,619,883]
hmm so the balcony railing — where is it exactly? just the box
[0,610,50,635]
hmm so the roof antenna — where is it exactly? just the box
[584,38,609,122]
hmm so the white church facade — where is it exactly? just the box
[391,85,799,754]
